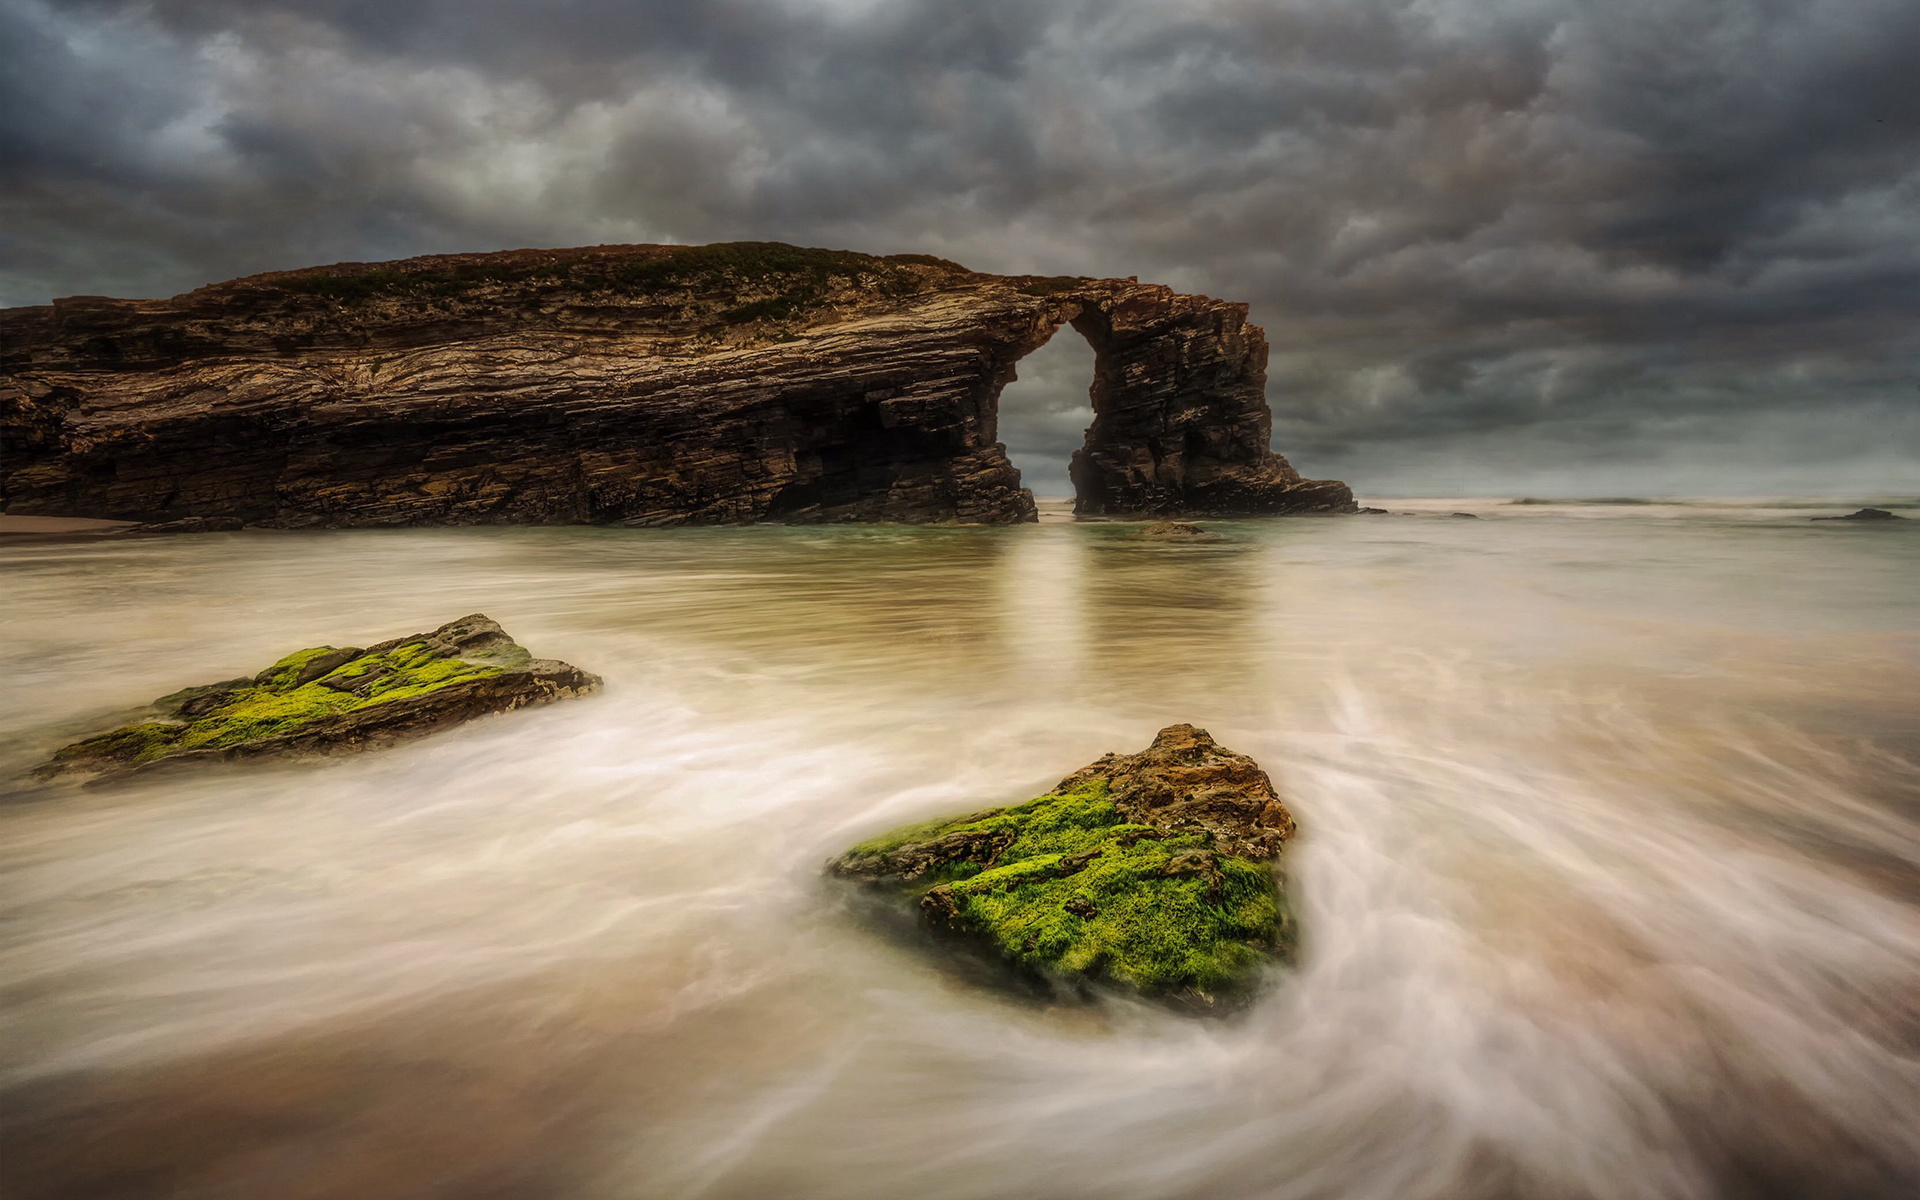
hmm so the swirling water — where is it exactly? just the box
[1,499,1917,1199]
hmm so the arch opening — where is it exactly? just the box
[994,325,1098,503]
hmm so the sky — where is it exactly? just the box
[4,0,1917,496]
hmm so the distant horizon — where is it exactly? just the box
[1019,492,1920,505]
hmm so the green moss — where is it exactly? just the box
[842,804,1013,862]
[846,782,1291,1003]
[254,645,344,690]
[51,640,504,770]
[954,830,1283,993]
[169,683,358,752]
[48,721,183,765]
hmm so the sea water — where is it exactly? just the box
[1,499,1917,1199]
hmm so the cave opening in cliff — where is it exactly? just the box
[997,327,1097,501]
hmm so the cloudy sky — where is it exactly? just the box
[4,0,1917,495]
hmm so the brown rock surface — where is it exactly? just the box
[1050,723,1297,860]
[1,242,1353,527]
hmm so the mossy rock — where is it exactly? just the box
[830,725,1297,1010]
[38,614,600,783]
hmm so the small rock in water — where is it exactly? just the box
[1138,521,1223,542]
[1450,512,1481,519]
[1812,508,1903,521]
[37,614,600,783]
[828,724,1297,1010]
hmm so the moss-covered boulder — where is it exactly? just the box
[38,614,600,782]
[830,725,1297,1010]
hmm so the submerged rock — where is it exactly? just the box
[38,614,599,782]
[1138,521,1224,542]
[1812,508,1903,521]
[829,724,1297,1010]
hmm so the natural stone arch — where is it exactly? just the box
[983,316,1096,500]
[980,286,1354,518]
[0,243,1354,527]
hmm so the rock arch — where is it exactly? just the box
[982,285,1354,518]
[0,243,1354,527]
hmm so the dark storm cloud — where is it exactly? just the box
[4,0,1917,492]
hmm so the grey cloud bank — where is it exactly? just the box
[4,0,1917,494]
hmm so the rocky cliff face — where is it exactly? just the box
[0,242,1353,526]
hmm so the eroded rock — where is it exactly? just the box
[37,614,599,782]
[829,724,1297,1009]
[1,242,1352,527]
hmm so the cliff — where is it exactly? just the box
[0,242,1354,526]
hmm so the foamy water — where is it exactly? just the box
[2,501,1917,1198]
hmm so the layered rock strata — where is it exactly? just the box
[38,614,599,782]
[829,724,1298,1009]
[1,242,1353,526]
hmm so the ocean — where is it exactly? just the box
[2,498,1917,1199]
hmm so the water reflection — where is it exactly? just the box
[1076,528,1267,705]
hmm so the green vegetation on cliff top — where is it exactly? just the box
[838,781,1290,1004]
[267,241,941,311]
